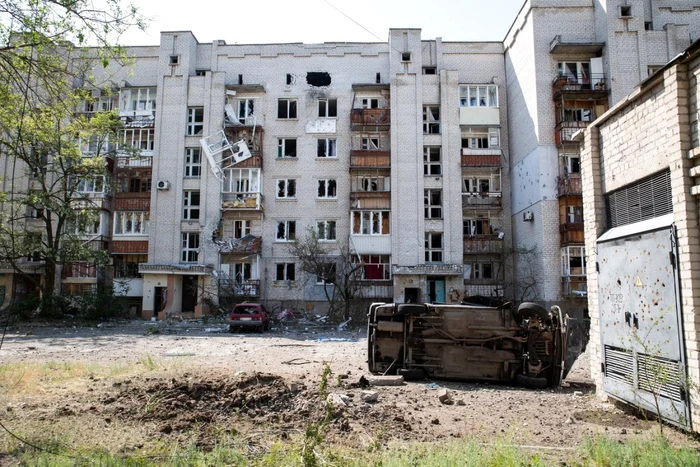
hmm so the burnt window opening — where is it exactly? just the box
[286,74,293,85]
[401,52,411,62]
[423,67,437,75]
[306,72,331,87]
[376,73,381,84]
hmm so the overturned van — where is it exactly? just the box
[367,300,584,388]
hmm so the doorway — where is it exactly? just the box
[181,275,198,313]
[153,286,167,318]
[427,277,446,303]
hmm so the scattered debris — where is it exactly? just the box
[282,358,311,366]
[361,390,379,403]
[426,382,440,389]
[438,389,452,404]
[366,375,404,387]
[204,328,227,333]
[327,393,350,410]
[337,317,352,331]
[235,371,246,377]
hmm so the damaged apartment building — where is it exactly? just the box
[0,0,699,322]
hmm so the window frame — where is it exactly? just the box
[184,147,202,178]
[181,232,200,263]
[459,85,499,108]
[423,146,441,175]
[276,179,297,199]
[423,106,440,134]
[237,99,256,124]
[183,190,201,220]
[114,211,149,235]
[275,220,296,242]
[316,220,337,241]
[278,138,298,158]
[317,138,337,158]
[317,179,338,199]
[424,232,443,263]
[233,220,251,239]
[424,189,443,219]
[275,262,296,281]
[186,107,204,136]
[352,210,390,235]
[277,98,298,119]
[318,98,338,118]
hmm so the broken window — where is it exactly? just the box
[360,98,379,109]
[471,262,494,279]
[317,179,337,199]
[183,191,200,220]
[424,233,443,262]
[423,67,436,75]
[114,212,148,235]
[459,85,498,108]
[317,220,337,241]
[237,99,255,124]
[401,52,411,62]
[275,221,296,242]
[567,205,584,223]
[563,108,592,122]
[232,262,252,283]
[424,190,443,219]
[352,211,390,235]
[119,87,155,113]
[222,168,259,194]
[361,135,380,150]
[423,147,441,175]
[359,176,388,192]
[307,72,331,87]
[463,218,491,236]
[169,55,179,65]
[277,99,297,119]
[275,262,295,281]
[318,98,337,117]
[278,138,297,158]
[464,178,493,193]
[561,246,586,276]
[558,62,590,82]
[185,148,201,178]
[355,255,391,280]
[181,232,200,263]
[277,179,297,199]
[120,128,154,152]
[423,106,440,134]
[317,139,337,158]
[563,154,581,174]
[233,220,251,239]
[186,107,204,135]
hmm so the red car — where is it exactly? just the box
[228,303,270,333]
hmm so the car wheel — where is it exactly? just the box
[515,302,550,324]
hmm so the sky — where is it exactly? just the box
[117,0,527,46]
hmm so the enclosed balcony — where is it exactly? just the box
[462,192,502,209]
[556,174,582,196]
[351,108,390,129]
[221,168,263,211]
[463,234,504,254]
[350,150,390,169]
[460,149,501,167]
[555,121,589,146]
[552,73,608,101]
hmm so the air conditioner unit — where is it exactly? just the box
[156,180,170,190]
[523,211,534,222]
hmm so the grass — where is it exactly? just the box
[4,431,698,467]
[0,361,131,394]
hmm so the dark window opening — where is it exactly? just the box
[376,72,381,83]
[169,55,179,65]
[195,69,207,76]
[401,52,411,62]
[286,73,293,85]
[644,21,653,30]
[238,74,243,84]
[620,6,632,17]
[306,72,331,87]
[423,67,436,75]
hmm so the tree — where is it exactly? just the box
[289,229,365,321]
[499,244,544,304]
[0,1,145,315]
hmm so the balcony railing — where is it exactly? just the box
[555,121,589,146]
[552,73,608,100]
[462,192,502,209]
[221,193,262,210]
[350,150,391,168]
[461,150,501,167]
[139,263,213,275]
[218,280,261,298]
[562,276,587,298]
[116,155,153,169]
[463,234,504,254]
[351,108,390,127]
[354,281,393,300]
[217,235,262,254]
[556,175,582,196]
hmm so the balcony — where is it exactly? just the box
[552,73,608,100]
[219,280,261,298]
[560,222,584,245]
[350,150,390,169]
[549,35,604,55]
[555,121,589,146]
[62,262,98,280]
[227,154,263,170]
[349,234,392,256]
[461,149,501,167]
[562,276,588,299]
[139,263,213,275]
[354,281,393,300]
[221,193,262,211]
[116,155,153,169]
[462,192,502,209]
[463,234,504,254]
[351,108,390,128]
[557,174,582,196]
[218,235,262,254]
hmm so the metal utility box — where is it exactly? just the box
[597,214,690,429]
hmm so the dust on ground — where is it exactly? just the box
[1,318,698,456]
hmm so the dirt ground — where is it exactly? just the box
[1,318,698,457]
